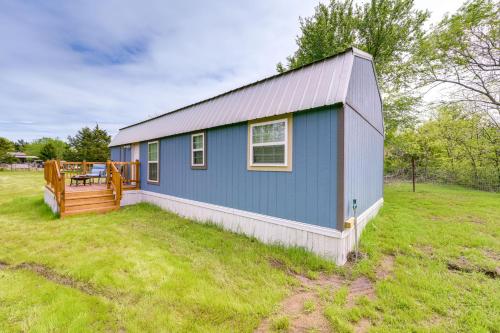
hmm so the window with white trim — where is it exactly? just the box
[147,141,159,182]
[250,118,288,166]
[191,132,206,168]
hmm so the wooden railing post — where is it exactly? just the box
[135,159,140,189]
[60,171,65,214]
[106,160,111,189]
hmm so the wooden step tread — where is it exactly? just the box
[65,199,116,208]
[66,190,113,198]
[66,193,114,200]
[66,196,115,206]
[65,189,113,196]
[61,205,119,217]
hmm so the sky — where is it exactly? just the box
[0,0,463,142]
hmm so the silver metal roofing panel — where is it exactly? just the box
[110,48,364,147]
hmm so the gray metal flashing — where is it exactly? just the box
[352,47,374,61]
[109,47,379,147]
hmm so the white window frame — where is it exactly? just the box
[249,118,288,167]
[191,132,206,168]
[147,141,159,183]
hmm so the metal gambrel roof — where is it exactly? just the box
[109,47,372,147]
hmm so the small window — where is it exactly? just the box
[250,119,288,166]
[148,141,159,182]
[191,132,206,169]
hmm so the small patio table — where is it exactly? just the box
[70,175,91,186]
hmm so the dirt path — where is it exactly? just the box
[256,255,396,332]
[255,273,343,332]
[0,260,117,299]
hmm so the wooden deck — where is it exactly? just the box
[65,183,137,193]
[44,160,140,217]
[66,183,108,192]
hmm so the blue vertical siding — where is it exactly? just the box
[343,105,384,218]
[138,106,340,229]
[110,147,121,161]
[110,146,132,162]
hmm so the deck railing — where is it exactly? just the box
[111,161,140,188]
[60,161,106,180]
[108,161,123,205]
[44,160,66,213]
[58,160,140,189]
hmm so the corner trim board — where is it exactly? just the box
[336,106,345,231]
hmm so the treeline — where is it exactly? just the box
[0,125,111,163]
[279,0,499,191]
[385,106,499,191]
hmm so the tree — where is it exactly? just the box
[385,104,500,191]
[417,0,499,127]
[67,125,111,162]
[277,0,429,137]
[276,0,356,73]
[0,137,15,163]
[39,143,57,161]
[13,139,28,152]
[24,138,68,160]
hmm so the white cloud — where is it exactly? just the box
[0,0,463,141]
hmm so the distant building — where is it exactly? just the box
[8,152,39,162]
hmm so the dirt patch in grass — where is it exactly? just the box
[354,318,371,333]
[346,277,376,308]
[346,251,368,263]
[256,267,342,332]
[467,215,486,225]
[483,249,500,262]
[268,258,295,276]
[376,255,395,280]
[447,257,498,279]
[259,254,395,331]
[419,245,435,257]
[1,260,117,298]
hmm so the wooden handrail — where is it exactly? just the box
[108,160,140,189]
[108,161,123,205]
[44,160,66,214]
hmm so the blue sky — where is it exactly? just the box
[0,0,461,142]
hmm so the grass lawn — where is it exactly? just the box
[0,171,498,332]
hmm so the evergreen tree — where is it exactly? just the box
[67,125,111,162]
[39,142,57,161]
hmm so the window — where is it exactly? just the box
[191,132,206,169]
[250,118,288,166]
[147,141,159,182]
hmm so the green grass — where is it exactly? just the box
[303,299,316,314]
[0,172,498,332]
[325,183,500,332]
[271,316,290,332]
[0,172,332,332]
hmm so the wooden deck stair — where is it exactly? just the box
[63,189,119,217]
[45,160,140,218]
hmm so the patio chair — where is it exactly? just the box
[85,164,106,184]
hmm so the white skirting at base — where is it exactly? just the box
[43,186,59,214]
[122,190,383,265]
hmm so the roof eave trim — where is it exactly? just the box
[352,47,373,61]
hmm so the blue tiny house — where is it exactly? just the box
[110,48,383,264]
